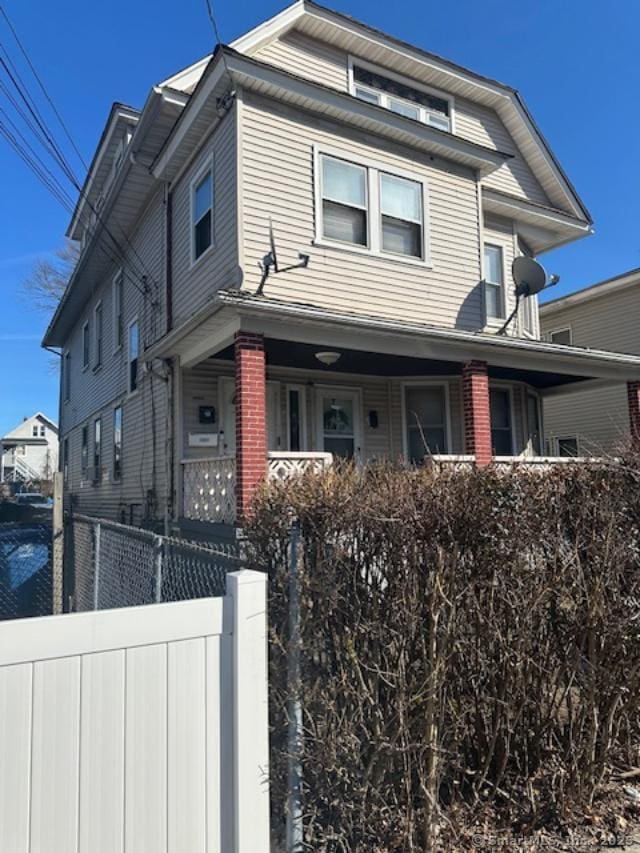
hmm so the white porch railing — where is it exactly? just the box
[182,452,333,523]
[267,451,333,481]
[182,456,236,524]
[430,454,598,470]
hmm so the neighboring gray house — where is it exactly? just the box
[540,268,640,455]
[0,413,59,483]
[43,1,640,531]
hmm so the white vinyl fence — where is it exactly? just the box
[0,569,270,853]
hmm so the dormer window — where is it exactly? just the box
[351,61,452,132]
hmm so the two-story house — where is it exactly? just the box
[540,267,640,455]
[43,1,640,531]
[0,413,59,484]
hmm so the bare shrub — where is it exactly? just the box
[246,455,640,850]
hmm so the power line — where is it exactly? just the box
[204,0,233,83]
[0,3,88,171]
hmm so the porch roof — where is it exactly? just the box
[150,292,640,393]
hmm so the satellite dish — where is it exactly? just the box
[512,256,548,297]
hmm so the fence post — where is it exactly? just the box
[93,521,101,610]
[52,471,64,614]
[227,570,270,853]
[154,535,163,603]
[286,521,304,853]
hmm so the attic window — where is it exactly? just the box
[351,62,451,132]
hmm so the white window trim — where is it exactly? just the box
[82,320,90,371]
[112,269,123,354]
[93,300,103,370]
[285,384,308,452]
[127,316,140,396]
[482,243,506,326]
[313,145,432,268]
[401,380,452,460]
[489,383,518,457]
[347,55,456,134]
[190,153,215,268]
[314,385,364,461]
[546,325,573,345]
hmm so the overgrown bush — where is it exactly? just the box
[246,456,640,851]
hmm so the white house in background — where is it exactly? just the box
[0,413,59,483]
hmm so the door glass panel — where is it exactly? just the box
[322,396,355,458]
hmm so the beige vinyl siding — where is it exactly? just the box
[252,32,549,206]
[540,284,640,453]
[170,111,238,328]
[60,187,169,524]
[240,92,483,330]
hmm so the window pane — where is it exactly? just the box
[353,66,449,116]
[492,429,513,456]
[382,216,421,257]
[490,389,511,429]
[288,390,301,452]
[380,173,422,223]
[426,113,450,131]
[113,407,122,479]
[194,172,212,222]
[322,398,354,435]
[485,282,502,319]
[354,87,380,105]
[484,245,503,285]
[558,437,578,457]
[405,387,447,460]
[551,328,571,345]
[322,157,366,207]
[388,98,420,120]
[195,210,212,258]
[408,426,446,461]
[129,322,139,392]
[322,200,367,245]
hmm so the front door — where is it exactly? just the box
[316,388,361,460]
[218,377,280,454]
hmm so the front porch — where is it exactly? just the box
[159,293,640,527]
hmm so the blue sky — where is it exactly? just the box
[1,0,638,436]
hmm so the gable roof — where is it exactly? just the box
[540,268,640,315]
[168,0,590,224]
[2,413,58,441]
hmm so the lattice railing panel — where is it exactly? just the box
[182,457,236,524]
[267,452,333,481]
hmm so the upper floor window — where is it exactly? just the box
[192,163,214,262]
[82,320,90,369]
[548,327,572,346]
[94,301,103,368]
[317,151,428,263]
[351,61,452,132]
[32,425,38,437]
[113,271,124,352]
[483,244,505,321]
[81,425,88,475]
[93,418,102,477]
[128,319,139,393]
[39,425,45,437]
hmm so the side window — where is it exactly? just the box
[93,418,102,476]
[94,301,103,368]
[192,165,213,261]
[81,425,88,476]
[128,319,139,393]
[113,406,122,480]
[113,271,124,351]
[82,320,90,369]
[483,244,505,321]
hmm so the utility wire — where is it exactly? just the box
[0,3,88,170]
[204,0,233,83]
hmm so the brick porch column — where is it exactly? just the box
[628,381,640,448]
[462,360,492,468]
[235,331,267,522]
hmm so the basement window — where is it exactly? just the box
[351,61,452,132]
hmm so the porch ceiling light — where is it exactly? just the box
[315,351,341,366]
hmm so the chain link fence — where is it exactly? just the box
[65,514,245,612]
[0,522,52,620]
